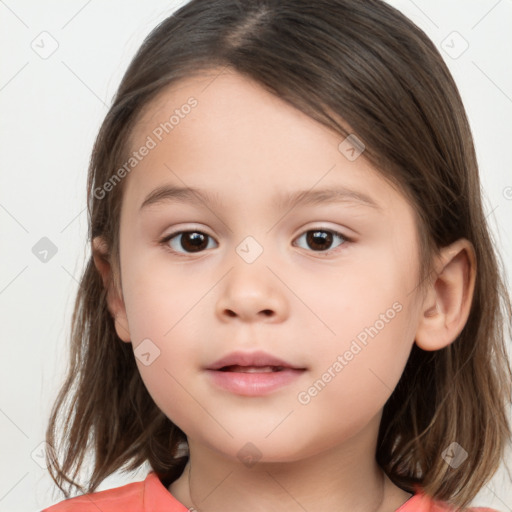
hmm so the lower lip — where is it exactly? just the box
[205,368,305,396]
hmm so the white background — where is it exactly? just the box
[0,0,511,510]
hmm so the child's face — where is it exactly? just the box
[112,69,425,462]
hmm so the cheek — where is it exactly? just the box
[292,300,416,452]
[136,356,191,420]
[296,250,415,347]
[298,244,419,402]
[119,255,213,423]
[121,251,206,341]
[306,298,415,396]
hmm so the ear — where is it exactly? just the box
[415,238,476,351]
[92,236,131,343]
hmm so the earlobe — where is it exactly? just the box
[92,236,131,343]
[415,239,476,352]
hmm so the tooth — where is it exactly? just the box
[229,365,280,373]
[242,366,273,373]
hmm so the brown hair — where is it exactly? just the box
[45,0,512,508]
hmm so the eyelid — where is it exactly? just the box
[159,224,216,242]
[293,222,355,240]
[160,222,354,240]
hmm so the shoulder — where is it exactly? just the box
[398,487,502,512]
[41,471,188,512]
[41,475,148,512]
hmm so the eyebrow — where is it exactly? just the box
[139,184,382,212]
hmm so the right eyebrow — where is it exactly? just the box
[139,185,222,211]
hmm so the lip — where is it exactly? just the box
[206,368,305,396]
[205,350,307,396]
[206,350,303,371]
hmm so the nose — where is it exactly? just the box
[215,260,289,323]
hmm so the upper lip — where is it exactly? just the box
[206,350,305,370]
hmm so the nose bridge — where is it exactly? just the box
[215,231,289,322]
[235,234,266,266]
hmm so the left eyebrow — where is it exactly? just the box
[276,186,382,212]
[139,184,382,212]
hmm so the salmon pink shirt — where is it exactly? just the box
[42,471,500,511]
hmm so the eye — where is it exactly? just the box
[159,230,217,255]
[159,227,350,256]
[293,228,348,254]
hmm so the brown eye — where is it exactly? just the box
[162,231,216,254]
[295,229,347,253]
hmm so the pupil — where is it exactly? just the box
[182,232,207,252]
[307,230,332,251]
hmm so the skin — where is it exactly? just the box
[93,68,476,512]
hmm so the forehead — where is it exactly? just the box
[122,68,403,216]
[129,67,344,156]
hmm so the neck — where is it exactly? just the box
[187,455,385,512]
[168,413,412,512]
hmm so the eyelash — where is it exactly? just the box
[158,227,352,257]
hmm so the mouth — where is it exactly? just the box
[205,351,307,396]
[206,350,306,372]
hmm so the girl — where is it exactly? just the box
[42,0,512,511]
